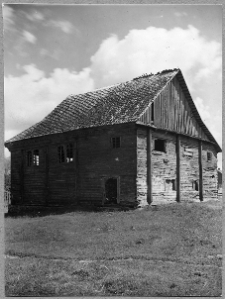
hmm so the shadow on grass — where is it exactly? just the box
[5,204,133,218]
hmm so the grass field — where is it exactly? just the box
[5,200,222,296]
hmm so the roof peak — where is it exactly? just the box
[133,68,180,80]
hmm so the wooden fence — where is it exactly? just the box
[4,190,11,213]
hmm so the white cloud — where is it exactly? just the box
[4,64,94,136]
[22,30,37,44]
[89,25,222,89]
[46,20,75,34]
[194,97,222,148]
[25,10,44,21]
[194,97,211,122]
[3,5,15,31]
[4,25,222,158]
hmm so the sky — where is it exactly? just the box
[3,4,222,168]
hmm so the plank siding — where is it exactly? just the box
[139,77,210,142]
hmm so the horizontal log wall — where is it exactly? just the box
[136,127,148,207]
[136,126,218,205]
[78,123,137,205]
[202,142,218,200]
[10,150,22,205]
[9,123,137,206]
[151,131,177,204]
[179,136,200,202]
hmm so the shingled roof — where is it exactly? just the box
[5,68,221,152]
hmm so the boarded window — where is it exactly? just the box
[207,152,212,161]
[112,137,121,148]
[33,150,39,166]
[66,144,73,162]
[58,146,65,163]
[27,151,32,166]
[192,180,198,191]
[154,139,166,152]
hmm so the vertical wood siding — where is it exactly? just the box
[139,77,210,142]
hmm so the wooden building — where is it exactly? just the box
[5,69,222,207]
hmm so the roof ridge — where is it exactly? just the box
[133,68,180,80]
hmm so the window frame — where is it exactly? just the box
[151,102,155,123]
[58,143,74,163]
[27,151,32,167]
[27,149,39,167]
[192,180,199,191]
[111,137,121,149]
[207,151,212,162]
[154,138,166,153]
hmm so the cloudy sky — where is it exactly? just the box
[3,4,222,167]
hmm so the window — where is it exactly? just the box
[33,150,39,166]
[27,151,32,166]
[111,137,121,148]
[192,180,198,191]
[58,146,65,163]
[207,152,212,161]
[66,144,73,162]
[165,179,176,191]
[151,102,155,123]
[154,139,166,152]
[58,144,74,163]
[27,150,39,166]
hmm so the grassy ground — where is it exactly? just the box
[5,200,222,296]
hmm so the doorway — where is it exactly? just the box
[104,177,120,205]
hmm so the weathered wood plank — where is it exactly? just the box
[198,140,203,201]
[176,135,180,202]
[147,128,152,204]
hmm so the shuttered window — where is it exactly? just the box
[58,144,74,163]
[27,151,32,166]
[111,137,121,148]
[58,146,65,163]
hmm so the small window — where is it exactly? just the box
[112,137,120,148]
[151,102,155,123]
[58,146,65,163]
[207,152,212,161]
[192,180,198,191]
[33,150,39,166]
[27,151,32,166]
[66,144,73,163]
[154,139,166,152]
[165,179,176,191]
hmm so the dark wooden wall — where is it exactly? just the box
[77,123,137,205]
[9,123,137,206]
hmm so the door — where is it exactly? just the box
[104,177,120,205]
